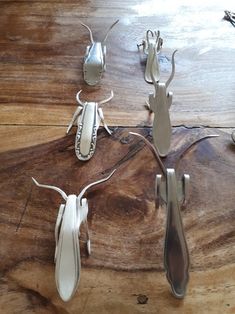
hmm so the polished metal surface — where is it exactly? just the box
[31,170,116,301]
[81,20,119,85]
[129,132,189,298]
[156,169,190,298]
[129,132,219,298]
[147,50,177,157]
[67,90,113,161]
[138,29,163,83]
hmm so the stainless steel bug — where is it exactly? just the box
[129,132,219,298]
[130,131,190,298]
[146,49,177,157]
[81,20,119,85]
[156,168,190,298]
[32,169,116,302]
[67,90,113,161]
[137,29,163,83]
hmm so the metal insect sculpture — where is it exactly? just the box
[138,29,163,83]
[32,169,116,301]
[67,90,113,161]
[224,10,235,27]
[81,20,119,85]
[146,49,177,157]
[129,131,219,298]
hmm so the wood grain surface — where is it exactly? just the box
[0,127,234,313]
[0,0,235,313]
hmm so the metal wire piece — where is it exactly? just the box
[224,10,235,27]
[129,132,166,175]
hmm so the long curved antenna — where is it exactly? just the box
[154,30,160,43]
[32,177,68,201]
[78,169,116,203]
[80,22,94,44]
[103,19,119,43]
[99,90,114,105]
[224,10,235,27]
[129,132,166,176]
[155,31,163,53]
[165,50,177,88]
[174,134,219,171]
[156,37,163,53]
[146,29,154,46]
[76,90,113,106]
[149,46,159,93]
[76,90,84,106]
[66,105,83,134]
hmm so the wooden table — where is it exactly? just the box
[0,1,234,313]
